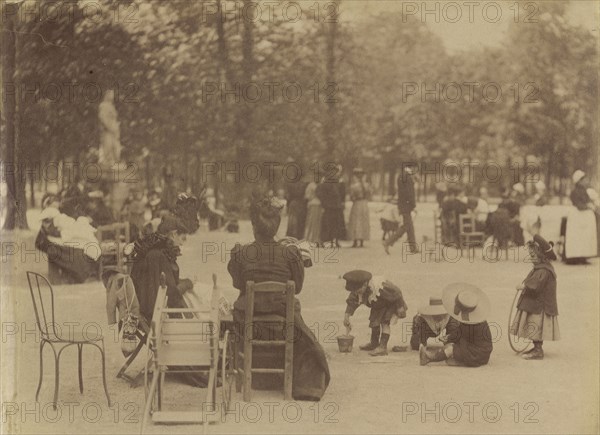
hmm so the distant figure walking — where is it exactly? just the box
[383,165,419,254]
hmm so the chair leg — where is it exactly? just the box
[92,342,112,407]
[157,371,165,411]
[283,332,293,401]
[53,345,63,411]
[78,344,84,394]
[140,370,159,435]
[243,343,252,402]
[36,341,46,402]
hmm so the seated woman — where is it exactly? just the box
[228,193,330,401]
[440,186,468,245]
[35,197,100,284]
[129,213,193,323]
[560,170,599,263]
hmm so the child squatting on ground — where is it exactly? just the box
[342,270,408,356]
[419,283,493,367]
[510,234,560,360]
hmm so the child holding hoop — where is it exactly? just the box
[510,234,560,360]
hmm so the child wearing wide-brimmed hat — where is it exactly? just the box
[410,296,460,351]
[342,270,408,356]
[510,234,560,360]
[420,283,493,367]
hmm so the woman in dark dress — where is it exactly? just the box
[228,194,330,401]
[285,180,308,239]
[316,167,346,248]
[129,213,193,323]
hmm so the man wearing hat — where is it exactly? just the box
[510,234,560,360]
[410,296,460,351]
[383,165,419,254]
[343,270,408,356]
[419,283,493,367]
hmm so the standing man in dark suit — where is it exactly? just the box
[383,165,419,254]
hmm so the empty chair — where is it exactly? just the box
[26,271,110,409]
[459,213,486,252]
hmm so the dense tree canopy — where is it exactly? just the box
[1,0,597,227]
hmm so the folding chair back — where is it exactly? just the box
[141,273,219,432]
[156,313,216,366]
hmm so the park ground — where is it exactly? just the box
[1,203,599,434]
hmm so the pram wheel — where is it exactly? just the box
[508,289,533,353]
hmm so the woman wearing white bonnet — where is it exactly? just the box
[559,169,599,263]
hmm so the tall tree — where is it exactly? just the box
[2,0,28,230]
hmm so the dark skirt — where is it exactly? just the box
[451,322,493,367]
[286,200,307,239]
[35,231,98,284]
[320,208,345,242]
[233,299,330,401]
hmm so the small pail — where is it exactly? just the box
[337,335,354,353]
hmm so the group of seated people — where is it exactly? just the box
[120,190,330,400]
[36,182,204,284]
[436,182,528,248]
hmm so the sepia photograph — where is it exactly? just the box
[1,0,598,433]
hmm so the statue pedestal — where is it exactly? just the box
[99,162,131,220]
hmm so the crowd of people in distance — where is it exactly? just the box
[279,165,373,249]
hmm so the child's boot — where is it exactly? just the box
[522,341,544,360]
[419,345,447,365]
[359,327,380,351]
[369,333,390,356]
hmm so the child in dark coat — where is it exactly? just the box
[510,234,559,360]
[342,270,408,356]
[419,283,493,367]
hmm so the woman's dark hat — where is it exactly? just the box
[442,283,490,324]
[157,213,189,235]
[528,234,557,261]
[342,270,372,291]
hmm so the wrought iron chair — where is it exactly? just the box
[26,271,111,409]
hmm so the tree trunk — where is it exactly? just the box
[29,166,35,208]
[324,1,339,160]
[2,3,28,230]
[237,0,255,168]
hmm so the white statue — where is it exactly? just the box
[98,89,121,167]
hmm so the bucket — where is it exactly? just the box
[337,335,354,353]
